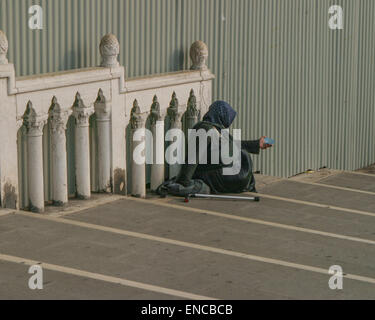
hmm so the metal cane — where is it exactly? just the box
[184,193,260,203]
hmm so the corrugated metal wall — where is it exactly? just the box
[1,0,374,178]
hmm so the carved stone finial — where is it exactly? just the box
[169,92,178,110]
[49,96,61,113]
[150,95,162,125]
[23,101,47,135]
[167,92,181,124]
[72,92,94,126]
[74,92,82,104]
[49,96,70,134]
[152,95,159,104]
[186,89,198,118]
[130,99,144,129]
[51,96,58,106]
[99,34,120,68]
[23,101,37,127]
[0,30,9,65]
[95,89,110,120]
[131,99,141,115]
[190,40,208,71]
[96,88,106,104]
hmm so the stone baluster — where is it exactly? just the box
[23,102,48,212]
[130,100,146,198]
[72,92,94,199]
[49,97,70,206]
[167,92,183,179]
[94,89,111,192]
[149,95,165,191]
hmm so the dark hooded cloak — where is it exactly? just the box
[202,100,237,129]
[174,101,260,194]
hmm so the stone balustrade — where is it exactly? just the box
[0,30,214,211]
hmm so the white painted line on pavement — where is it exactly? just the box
[13,211,375,286]
[0,253,216,300]
[125,197,375,245]
[244,192,375,218]
[290,180,375,196]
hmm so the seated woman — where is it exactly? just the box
[157,100,272,196]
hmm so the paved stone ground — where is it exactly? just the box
[0,169,374,300]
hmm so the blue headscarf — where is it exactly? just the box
[202,100,237,129]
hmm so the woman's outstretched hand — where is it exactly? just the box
[259,136,273,150]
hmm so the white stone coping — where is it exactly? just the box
[9,66,214,95]
[124,70,215,93]
[15,67,114,93]
[1,64,214,118]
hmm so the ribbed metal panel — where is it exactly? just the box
[2,0,375,178]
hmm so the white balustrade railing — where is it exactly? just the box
[0,31,214,212]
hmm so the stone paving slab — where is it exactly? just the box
[317,172,375,192]
[166,194,375,241]
[0,260,177,300]
[259,180,375,212]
